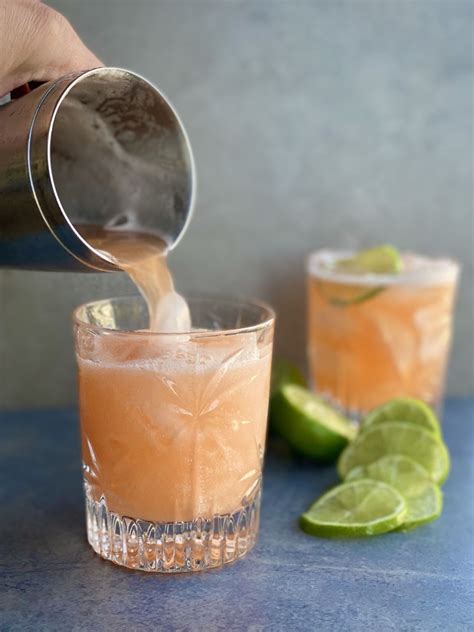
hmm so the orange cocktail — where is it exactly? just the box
[74,296,274,572]
[307,251,459,417]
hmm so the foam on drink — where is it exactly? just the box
[308,250,459,287]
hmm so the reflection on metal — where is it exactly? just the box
[0,68,195,271]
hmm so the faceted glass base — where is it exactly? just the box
[85,485,261,572]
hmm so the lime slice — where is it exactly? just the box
[270,359,306,399]
[317,281,385,307]
[335,245,403,275]
[346,455,443,529]
[271,384,357,462]
[337,422,450,484]
[300,479,407,537]
[362,397,440,436]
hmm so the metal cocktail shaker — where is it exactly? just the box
[0,67,195,271]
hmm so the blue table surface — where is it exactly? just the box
[1,399,473,632]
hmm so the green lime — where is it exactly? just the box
[270,359,306,399]
[321,245,402,307]
[337,422,450,484]
[300,479,407,537]
[271,384,357,462]
[335,245,403,275]
[346,455,443,530]
[362,397,440,436]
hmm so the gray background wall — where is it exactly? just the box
[1,0,472,408]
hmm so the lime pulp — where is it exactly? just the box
[300,479,407,537]
[362,397,440,436]
[346,455,443,530]
[337,421,450,484]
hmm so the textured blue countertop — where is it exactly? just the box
[1,399,473,631]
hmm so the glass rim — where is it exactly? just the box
[307,249,460,287]
[72,294,276,338]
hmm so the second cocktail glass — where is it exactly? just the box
[73,296,274,572]
[307,250,459,419]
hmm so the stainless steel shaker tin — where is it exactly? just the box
[0,67,195,271]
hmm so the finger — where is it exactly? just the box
[0,1,103,95]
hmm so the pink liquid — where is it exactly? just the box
[76,228,272,524]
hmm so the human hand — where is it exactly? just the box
[0,0,102,97]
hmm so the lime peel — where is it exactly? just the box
[271,384,356,462]
[270,359,306,399]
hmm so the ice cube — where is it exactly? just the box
[150,291,191,333]
[414,304,451,362]
[374,311,417,378]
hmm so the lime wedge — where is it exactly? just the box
[362,397,440,436]
[346,455,443,530]
[337,422,450,484]
[300,479,407,537]
[271,384,357,462]
[321,245,402,307]
[335,245,403,275]
[270,359,306,399]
